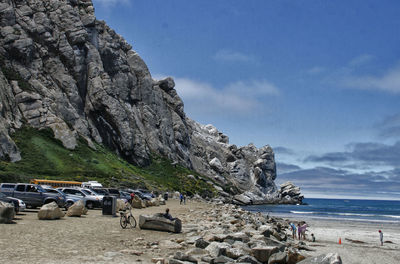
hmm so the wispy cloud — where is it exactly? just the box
[377,113,400,139]
[172,77,280,116]
[213,49,255,63]
[348,54,375,67]
[305,141,400,168]
[274,146,295,156]
[92,0,130,8]
[343,65,400,94]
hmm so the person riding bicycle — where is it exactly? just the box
[129,192,135,204]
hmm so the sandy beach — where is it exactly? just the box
[297,218,400,264]
[0,198,399,264]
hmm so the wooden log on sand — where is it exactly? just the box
[139,213,182,233]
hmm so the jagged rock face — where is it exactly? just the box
[0,0,278,199]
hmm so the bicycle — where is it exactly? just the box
[119,202,137,229]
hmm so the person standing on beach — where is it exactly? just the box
[180,193,184,205]
[290,223,297,239]
[379,230,383,246]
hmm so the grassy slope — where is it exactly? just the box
[0,127,216,196]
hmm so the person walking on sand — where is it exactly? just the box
[180,193,184,205]
[379,230,383,246]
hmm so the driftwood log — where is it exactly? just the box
[139,213,182,233]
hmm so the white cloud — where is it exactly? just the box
[349,54,374,67]
[154,76,280,116]
[344,65,400,94]
[92,0,130,8]
[213,49,255,63]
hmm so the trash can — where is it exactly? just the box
[164,192,169,201]
[102,196,116,216]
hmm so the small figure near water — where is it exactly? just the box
[379,230,383,246]
[311,233,315,242]
[297,223,307,240]
[289,222,297,239]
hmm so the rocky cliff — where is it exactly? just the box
[0,0,282,203]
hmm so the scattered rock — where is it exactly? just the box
[251,246,279,263]
[66,200,86,217]
[37,202,65,220]
[0,201,15,223]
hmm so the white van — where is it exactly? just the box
[81,181,103,188]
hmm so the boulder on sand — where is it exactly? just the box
[0,201,15,223]
[139,214,182,233]
[66,200,87,217]
[38,202,65,220]
[116,199,126,212]
[131,196,145,209]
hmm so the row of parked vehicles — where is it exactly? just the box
[0,182,156,212]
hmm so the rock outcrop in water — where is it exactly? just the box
[279,182,304,204]
[0,0,293,203]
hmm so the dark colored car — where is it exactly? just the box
[1,183,65,208]
[0,192,19,213]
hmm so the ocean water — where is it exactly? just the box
[243,198,400,223]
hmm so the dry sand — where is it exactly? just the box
[0,199,202,264]
[1,199,399,264]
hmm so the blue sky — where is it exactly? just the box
[92,0,400,200]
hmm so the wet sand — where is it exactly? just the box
[285,217,400,264]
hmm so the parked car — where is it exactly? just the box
[119,191,131,201]
[81,181,103,188]
[0,183,16,193]
[0,192,20,213]
[81,188,104,206]
[132,190,152,201]
[138,189,155,198]
[57,187,101,209]
[0,183,65,208]
[43,187,82,209]
[91,188,109,196]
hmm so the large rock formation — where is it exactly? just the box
[278,182,304,204]
[0,0,283,203]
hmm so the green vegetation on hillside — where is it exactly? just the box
[0,127,216,197]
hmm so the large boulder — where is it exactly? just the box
[131,196,145,209]
[268,251,288,264]
[66,200,87,217]
[139,214,182,233]
[279,182,304,204]
[251,246,279,263]
[0,201,15,223]
[116,199,126,212]
[205,242,231,257]
[38,202,65,220]
[297,253,342,264]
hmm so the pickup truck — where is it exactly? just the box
[0,183,66,208]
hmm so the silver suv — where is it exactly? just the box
[57,187,102,209]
